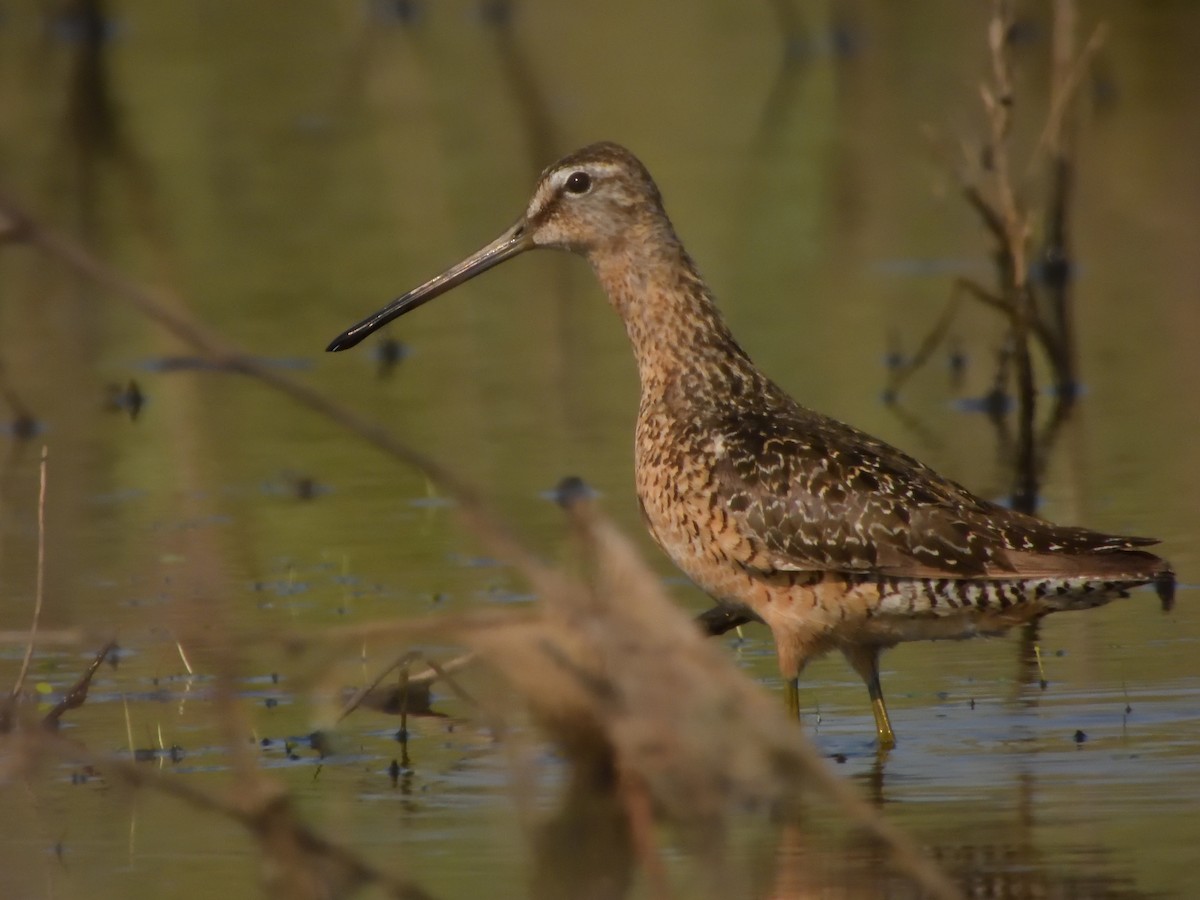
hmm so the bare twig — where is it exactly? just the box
[1035,0,1094,398]
[337,650,423,722]
[917,0,1094,511]
[921,1,1091,397]
[10,446,49,700]
[0,358,39,439]
[1033,20,1107,166]
[982,2,1030,290]
[41,640,118,729]
[175,640,194,675]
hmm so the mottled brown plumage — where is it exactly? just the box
[328,142,1175,748]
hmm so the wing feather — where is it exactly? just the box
[706,403,1159,580]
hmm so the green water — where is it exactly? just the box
[1,1,1198,897]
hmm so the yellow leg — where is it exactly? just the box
[868,681,896,752]
[784,676,801,723]
[842,646,896,750]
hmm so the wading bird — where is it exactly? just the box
[327,143,1174,748]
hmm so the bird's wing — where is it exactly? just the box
[705,405,1157,580]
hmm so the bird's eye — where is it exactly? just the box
[564,171,592,194]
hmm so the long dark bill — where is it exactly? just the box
[326,220,532,352]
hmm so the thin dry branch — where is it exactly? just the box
[337,650,424,722]
[333,651,478,724]
[1033,20,1107,166]
[10,446,49,700]
[982,1,1031,289]
[42,640,118,729]
[912,0,1089,510]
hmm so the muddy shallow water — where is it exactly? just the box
[1,2,1198,898]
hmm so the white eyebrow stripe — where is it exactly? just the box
[526,161,622,220]
[546,168,573,193]
[547,161,621,191]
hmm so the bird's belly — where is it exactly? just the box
[850,574,1131,645]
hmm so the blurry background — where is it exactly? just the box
[0,1,1197,898]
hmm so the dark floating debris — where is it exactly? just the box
[291,475,318,501]
[105,379,145,420]
[947,339,967,388]
[373,337,410,379]
[3,411,40,440]
[884,331,906,372]
[550,475,596,508]
[261,472,329,501]
[309,731,333,759]
[1073,729,1087,745]
[1033,247,1074,291]
[954,390,1012,416]
[0,367,39,438]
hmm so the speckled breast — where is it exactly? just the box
[633,402,768,607]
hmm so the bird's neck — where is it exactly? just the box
[588,236,755,399]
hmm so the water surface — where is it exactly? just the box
[1,2,1197,897]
